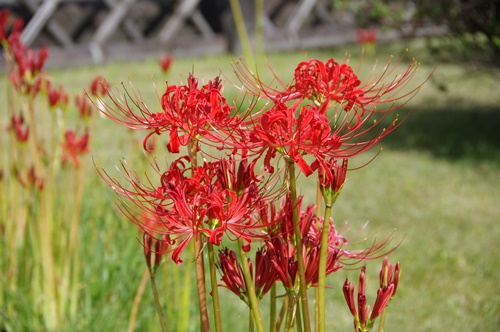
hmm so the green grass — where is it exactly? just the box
[2,38,500,331]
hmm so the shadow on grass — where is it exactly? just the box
[382,104,500,165]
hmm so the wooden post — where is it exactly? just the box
[285,0,318,33]
[20,0,74,47]
[91,0,139,45]
[157,0,201,44]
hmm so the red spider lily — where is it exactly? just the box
[75,93,93,119]
[158,74,236,152]
[217,248,247,300]
[47,84,69,109]
[265,237,298,290]
[89,75,110,98]
[217,247,276,303]
[11,43,48,79]
[318,158,348,202]
[96,74,245,153]
[289,59,365,109]
[216,157,258,195]
[379,256,401,297]
[27,166,44,191]
[158,183,210,264]
[15,166,44,191]
[302,237,342,286]
[234,52,421,113]
[5,34,48,97]
[263,194,396,291]
[0,10,9,42]
[249,101,337,175]
[233,53,424,175]
[158,53,174,73]
[265,206,343,289]
[60,129,89,168]
[205,188,266,248]
[0,10,24,45]
[357,29,377,44]
[142,231,169,271]
[9,69,44,97]
[97,157,212,264]
[253,247,277,298]
[8,113,29,143]
[206,158,282,248]
[98,156,278,264]
[343,261,399,331]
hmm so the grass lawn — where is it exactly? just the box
[1,38,499,331]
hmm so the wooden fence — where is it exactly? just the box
[1,0,447,67]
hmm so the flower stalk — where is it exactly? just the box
[237,238,265,332]
[194,234,210,332]
[287,161,312,332]
[317,203,332,332]
[94,44,424,331]
[208,243,223,332]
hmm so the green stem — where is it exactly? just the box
[315,180,322,332]
[270,284,277,332]
[127,268,150,332]
[149,267,168,332]
[188,141,210,331]
[249,309,255,332]
[68,160,87,318]
[287,161,312,332]
[255,0,264,61]
[275,292,288,332]
[317,202,332,332]
[284,292,297,332]
[208,243,223,332]
[237,238,265,332]
[296,298,303,332]
[378,306,388,332]
[229,0,255,67]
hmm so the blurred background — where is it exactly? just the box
[1,0,498,67]
[1,1,499,331]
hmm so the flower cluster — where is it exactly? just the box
[98,50,422,331]
[1,10,104,330]
[343,258,401,332]
[1,10,100,172]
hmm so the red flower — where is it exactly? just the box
[142,231,169,271]
[264,238,297,290]
[265,200,343,289]
[379,256,401,297]
[8,113,29,143]
[234,53,423,175]
[16,166,44,191]
[217,248,247,300]
[343,260,400,331]
[89,75,110,97]
[318,158,348,202]
[96,74,244,153]
[75,93,93,118]
[357,29,377,44]
[0,10,24,45]
[249,101,336,175]
[0,10,9,42]
[158,53,174,73]
[12,43,48,78]
[217,247,276,303]
[47,84,69,109]
[60,129,89,167]
[289,59,365,110]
